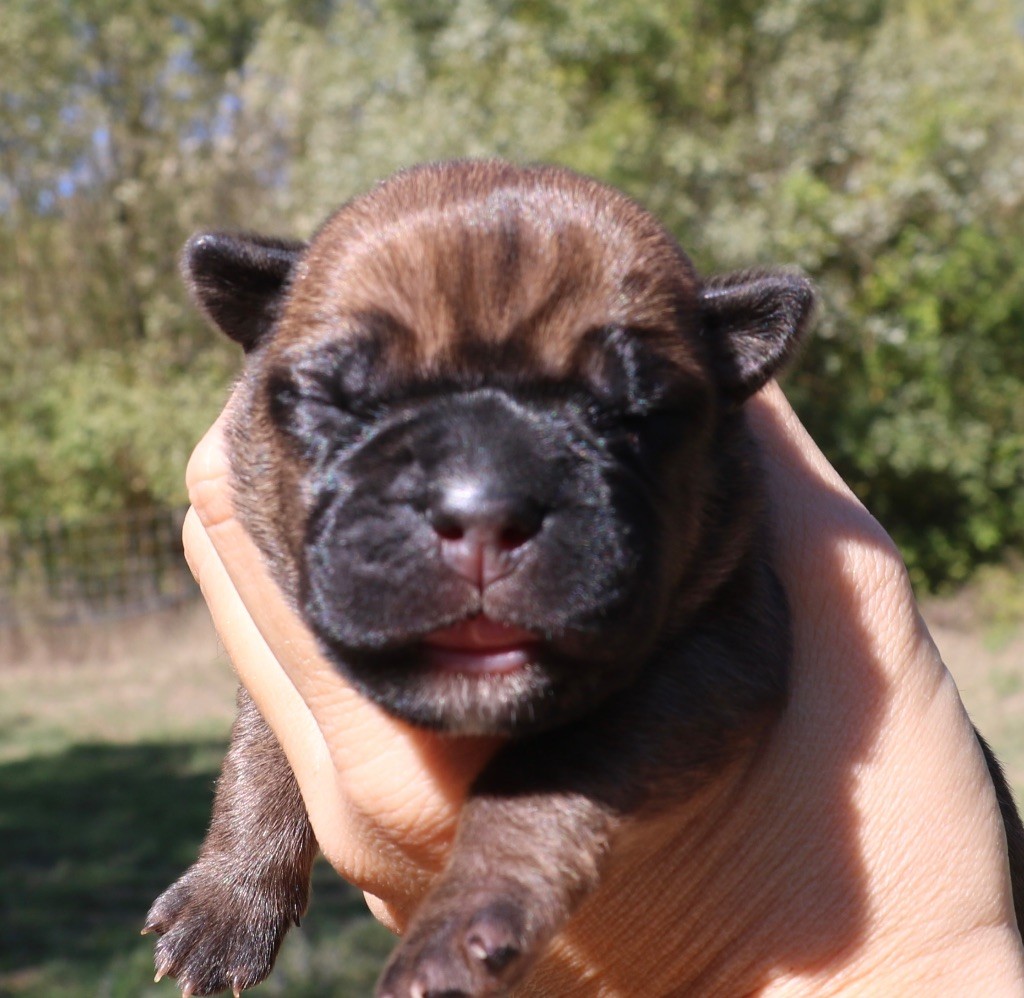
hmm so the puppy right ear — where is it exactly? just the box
[182,232,307,352]
[699,269,815,402]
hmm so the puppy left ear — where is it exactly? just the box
[182,232,308,352]
[700,270,815,401]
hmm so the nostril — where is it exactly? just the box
[428,507,467,542]
[434,521,466,543]
[427,497,547,588]
[498,522,539,551]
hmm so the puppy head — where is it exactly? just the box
[184,161,813,735]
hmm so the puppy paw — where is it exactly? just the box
[377,895,531,998]
[144,860,302,996]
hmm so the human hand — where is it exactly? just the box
[182,382,1024,995]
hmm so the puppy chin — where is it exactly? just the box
[391,667,558,736]
[325,623,619,736]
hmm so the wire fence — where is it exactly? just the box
[0,506,198,629]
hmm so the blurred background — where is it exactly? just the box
[1,1,1022,994]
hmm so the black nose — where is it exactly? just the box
[428,480,545,589]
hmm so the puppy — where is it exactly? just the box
[145,160,1024,997]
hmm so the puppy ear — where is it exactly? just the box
[700,270,815,401]
[182,232,307,352]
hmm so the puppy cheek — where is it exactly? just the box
[302,501,473,648]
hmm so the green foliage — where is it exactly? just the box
[0,628,393,995]
[0,344,231,520]
[2,0,1023,588]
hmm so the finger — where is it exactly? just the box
[181,505,347,846]
[185,495,424,899]
[747,383,924,658]
[363,892,403,933]
[184,418,501,909]
[746,387,1016,942]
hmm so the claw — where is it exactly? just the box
[154,954,173,984]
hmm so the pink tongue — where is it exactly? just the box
[422,617,538,675]
[423,616,538,651]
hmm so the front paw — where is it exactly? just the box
[378,894,533,998]
[144,859,304,996]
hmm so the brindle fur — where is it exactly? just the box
[146,161,1024,997]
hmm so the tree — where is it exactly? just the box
[3,0,1023,588]
[228,0,1024,587]
[0,0,332,521]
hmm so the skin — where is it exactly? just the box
[182,382,1024,996]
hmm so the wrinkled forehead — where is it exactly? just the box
[277,169,702,376]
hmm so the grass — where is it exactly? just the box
[0,593,1021,997]
[931,595,1024,803]
[0,604,392,998]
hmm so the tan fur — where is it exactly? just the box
[272,161,703,376]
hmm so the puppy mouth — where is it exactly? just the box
[420,615,540,675]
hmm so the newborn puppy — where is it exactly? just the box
[143,160,1022,997]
